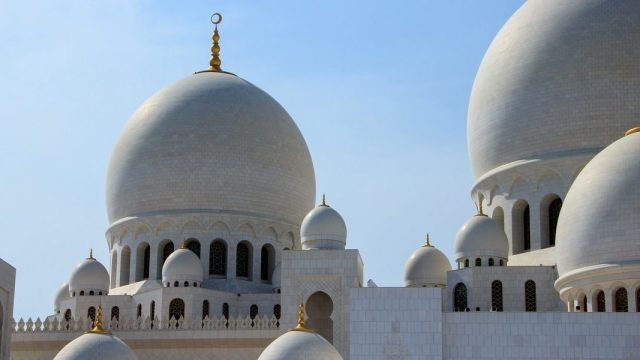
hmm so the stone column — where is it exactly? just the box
[529,200,542,251]
[149,243,159,281]
[605,289,613,312]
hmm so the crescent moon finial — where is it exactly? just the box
[211,12,222,25]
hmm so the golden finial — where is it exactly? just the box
[195,13,235,75]
[88,248,94,260]
[320,194,328,207]
[87,304,111,335]
[290,303,313,332]
[181,239,188,249]
[424,233,432,247]
[625,127,640,136]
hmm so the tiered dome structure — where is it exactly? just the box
[555,128,640,310]
[404,235,451,287]
[467,0,640,262]
[300,195,347,250]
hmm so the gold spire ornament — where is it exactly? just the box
[423,233,432,247]
[289,303,313,332]
[320,194,328,207]
[88,248,94,260]
[87,304,111,335]
[196,13,235,75]
[476,196,487,217]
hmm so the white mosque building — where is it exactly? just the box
[4,1,640,359]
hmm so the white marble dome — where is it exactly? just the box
[258,329,343,360]
[404,239,451,287]
[68,255,109,295]
[301,199,347,250]
[106,71,315,225]
[53,332,137,360]
[455,215,508,262]
[162,248,204,285]
[468,0,640,178]
[54,282,70,313]
[556,129,640,283]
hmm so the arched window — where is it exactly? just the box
[80,291,84,296]
[491,280,503,312]
[209,240,227,276]
[184,281,189,287]
[150,301,156,320]
[120,246,131,286]
[111,306,120,321]
[548,198,562,246]
[89,291,94,296]
[488,258,494,266]
[236,242,251,279]
[524,280,536,312]
[222,303,229,319]
[475,258,482,267]
[614,288,628,312]
[637,288,640,312]
[186,239,201,258]
[88,307,96,324]
[169,298,185,323]
[136,243,151,281]
[261,244,275,281]
[306,292,334,343]
[512,200,530,253]
[174,281,179,287]
[64,309,72,322]
[136,304,142,318]
[464,259,469,268]
[250,305,258,327]
[453,283,468,311]
[499,259,504,266]
[596,291,606,312]
[162,242,174,264]
[202,300,210,320]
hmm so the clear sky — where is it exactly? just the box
[0,0,524,320]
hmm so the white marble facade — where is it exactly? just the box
[0,258,15,360]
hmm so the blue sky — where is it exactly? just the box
[0,0,524,320]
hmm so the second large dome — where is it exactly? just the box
[106,72,315,225]
[468,0,640,179]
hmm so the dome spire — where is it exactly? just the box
[87,248,94,260]
[87,304,111,335]
[209,13,223,72]
[424,233,432,247]
[321,193,328,207]
[476,196,487,217]
[290,303,313,333]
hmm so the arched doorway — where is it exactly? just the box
[306,291,334,344]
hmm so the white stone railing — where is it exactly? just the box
[11,314,281,333]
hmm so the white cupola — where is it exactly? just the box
[300,195,347,250]
[161,245,204,287]
[68,250,110,296]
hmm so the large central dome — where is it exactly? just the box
[468,0,640,178]
[106,72,315,225]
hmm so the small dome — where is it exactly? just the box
[54,282,70,313]
[404,237,451,287]
[556,129,640,280]
[272,262,282,291]
[162,248,204,285]
[69,253,109,295]
[54,306,137,360]
[455,215,508,261]
[54,333,137,360]
[301,197,347,250]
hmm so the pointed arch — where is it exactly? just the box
[237,223,257,240]
[209,221,231,239]
[508,176,530,197]
[306,291,334,344]
[209,239,227,276]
